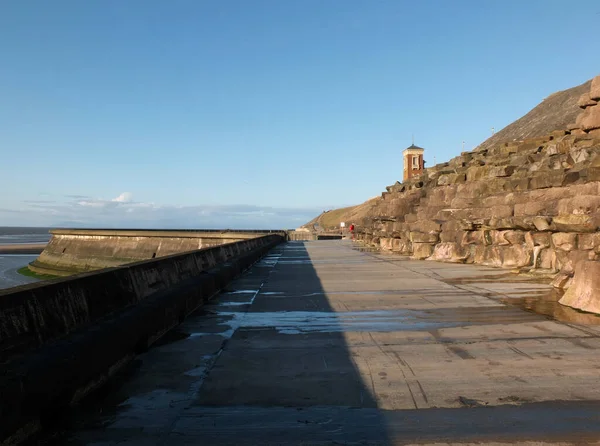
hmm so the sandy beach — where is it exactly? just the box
[0,243,47,254]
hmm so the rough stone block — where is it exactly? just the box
[529,172,565,189]
[488,166,516,177]
[559,260,600,314]
[462,231,483,245]
[514,201,557,217]
[557,196,600,215]
[532,216,552,231]
[552,272,573,289]
[570,148,591,164]
[380,238,393,250]
[552,214,597,233]
[552,232,577,251]
[578,233,600,251]
[581,106,600,132]
[531,232,552,247]
[578,92,597,108]
[430,242,467,263]
[538,248,557,271]
[500,245,532,268]
[411,243,434,260]
[409,232,439,243]
[503,230,526,245]
[591,75,600,101]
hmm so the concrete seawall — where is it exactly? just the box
[30,229,285,276]
[0,234,283,444]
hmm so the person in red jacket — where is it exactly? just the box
[349,223,355,240]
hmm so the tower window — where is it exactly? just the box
[412,155,420,169]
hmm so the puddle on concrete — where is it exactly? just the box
[186,306,541,337]
[499,288,600,326]
[446,274,600,326]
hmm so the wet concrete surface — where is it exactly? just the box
[36,241,600,445]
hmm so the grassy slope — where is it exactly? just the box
[304,197,381,231]
[17,266,60,281]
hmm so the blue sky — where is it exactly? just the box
[1,0,598,228]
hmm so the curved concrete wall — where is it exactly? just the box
[0,234,283,444]
[31,229,285,275]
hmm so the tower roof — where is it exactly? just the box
[403,144,425,153]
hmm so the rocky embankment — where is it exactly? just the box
[356,76,600,314]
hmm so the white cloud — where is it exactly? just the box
[4,194,325,230]
[112,192,133,203]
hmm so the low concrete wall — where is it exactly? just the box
[30,229,285,276]
[287,231,317,241]
[0,234,283,444]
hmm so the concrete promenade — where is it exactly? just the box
[57,241,600,445]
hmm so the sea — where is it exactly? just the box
[0,227,52,290]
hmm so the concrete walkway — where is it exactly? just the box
[59,241,600,445]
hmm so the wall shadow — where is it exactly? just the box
[30,240,393,445]
[186,240,393,444]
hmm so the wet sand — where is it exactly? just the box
[0,243,46,254]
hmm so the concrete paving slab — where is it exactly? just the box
[44,240,600,445]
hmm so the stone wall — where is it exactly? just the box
[30,229,285,276]
[357,77,600,312]
[0,234,283,444]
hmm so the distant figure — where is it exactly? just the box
[349,223,355,241]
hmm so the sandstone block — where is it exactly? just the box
[503,230,526,245]
[408,220,442,233]
[552,272,572,289]
[588,167,600,181]
[430,243,468,263]
[581,106,600,132]
[409,232,439,243]
[578,92,597,108]
[411,243,434,260]
[466,166,488,182]
[440,230,462,243]
[437,174,457,186]
[559,260,600,314]
[552,214,597,233]
[539,248,558,271]
[462,231,483,245]
[500,245,532,268]
[391,238,411,254]
[561,171,581,186]
[570,148,591,164]
[531,231,552,247]
[488,166,516,177]
[529,171,565,189]
[578,233,600,251]
[557,195,600,215]
[552,232,577,251]
[514,201,557,217]
[476,246,502,267]
[591,75,600,101]
[532,216,552,231]
[492,230,510,246]
[380,238,393,250]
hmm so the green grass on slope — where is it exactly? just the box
[318,206,357,230]
[17,266,60,281]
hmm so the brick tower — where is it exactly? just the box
[402,144,425,181]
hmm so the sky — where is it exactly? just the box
[0,0,599,229]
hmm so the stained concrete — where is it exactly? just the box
[47,241,600,445]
